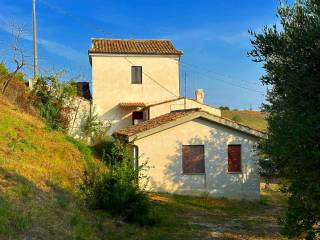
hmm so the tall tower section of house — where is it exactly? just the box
[89,39,183,133]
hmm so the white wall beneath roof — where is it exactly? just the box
[134,118,260,200]
[91,54,180,133]
[148,98,221,119]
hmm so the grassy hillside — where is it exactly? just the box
[222,110,268,131]
[0,97,108,239]
[0,97,285,239]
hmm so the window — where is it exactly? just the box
[228,145,241,173]
[132,111,144,125]
[182,145,205,174]
[131,66,142,84]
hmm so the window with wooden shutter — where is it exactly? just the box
[182,145,205,174]
[228,145,241,173]
[131,66,142,84]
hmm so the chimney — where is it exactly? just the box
[195,89,204,103]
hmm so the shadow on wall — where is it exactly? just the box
[147,123,260,200]
[101,105,133,134]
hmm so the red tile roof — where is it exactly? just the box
[114,109,266,140]
[115,109,199,137]
[89,39,183,55]
[119,102,146,108]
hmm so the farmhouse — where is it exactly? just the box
[87,38,264,200]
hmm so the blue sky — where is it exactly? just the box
[0,0,281,110]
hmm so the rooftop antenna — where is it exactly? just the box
[32,0,38,88]
[184,72,187,110]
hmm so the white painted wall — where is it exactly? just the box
[69,97,91,139]
[91,54,180,133]
[134,118,260,200]
[148,98,221,118]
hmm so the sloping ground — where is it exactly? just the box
[0,97,285,239]
[222,110,268,131]
[0,97,107,240]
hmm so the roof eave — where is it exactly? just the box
[88,51,183,56]
[115,112,266,142]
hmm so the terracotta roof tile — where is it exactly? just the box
[114,109,266,140]
[89,39,183,55]
[115,109,199,137]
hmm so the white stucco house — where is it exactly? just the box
[85,38,265,200]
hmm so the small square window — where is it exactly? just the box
[131,66,142,84]
[132,111,144,125]
[182,145,205,174]
[228,145,241,173]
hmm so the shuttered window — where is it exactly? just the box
[131,66,142,84]
[182,145,205,174]
[228,145,241,173]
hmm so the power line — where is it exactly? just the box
[124,57,179,98]
[38,0,264,96]
[180,62,265,95]
[181,61,260,87]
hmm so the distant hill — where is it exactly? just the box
[222,110,268,131]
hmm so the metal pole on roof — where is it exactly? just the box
[184,72,187,110]
[32,0,38,88]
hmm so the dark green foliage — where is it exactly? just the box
[249,1,320,238]
[32,74,76,131]
[231,114,242,123]
[81,140,157,226]
[219,106,230,110]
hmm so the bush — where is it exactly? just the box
[32,74,76,131]
[232,114,242,123]
[80,106,110,145]
[219,106,230,110]
[0,63,35,113]
[81,140,157,226]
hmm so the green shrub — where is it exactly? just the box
[80,106,110,145]
[32,74,76,131]
[232,114,242,123]
[81,140,156,226]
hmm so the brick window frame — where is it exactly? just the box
[228,144,242,173]
[182,145,205,174]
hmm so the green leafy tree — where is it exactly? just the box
[249,1,320,239]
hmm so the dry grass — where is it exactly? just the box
[0,97,107,240]
[0,97,286,239]
[222,110,268,132]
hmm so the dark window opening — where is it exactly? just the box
[131,66,142,84]
[228,145,241,173]
[132,111,144,125]
[182,145,205,174]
